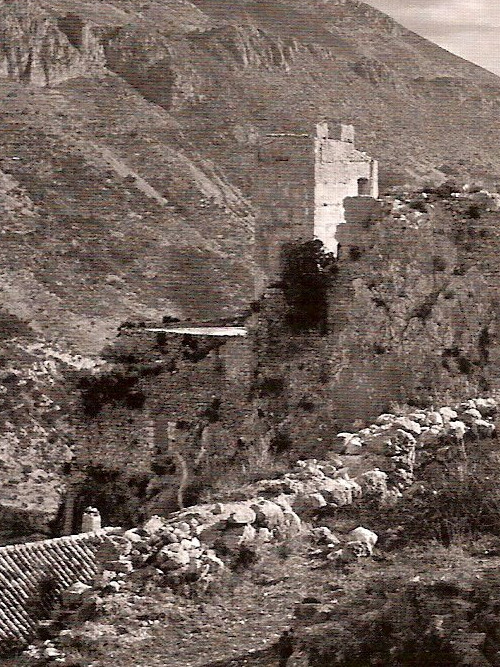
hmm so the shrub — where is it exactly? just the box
[467,204,482,219]
[409,199,427,213]
[280,240,337,333]
[432,255,447,272]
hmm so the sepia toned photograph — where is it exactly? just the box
[1,0,500,665]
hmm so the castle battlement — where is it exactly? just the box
[253,122,378,280]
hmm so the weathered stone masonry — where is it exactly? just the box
[254,122,378,279]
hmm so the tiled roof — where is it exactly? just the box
[0,529,117,651]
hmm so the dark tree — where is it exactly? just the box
[280,240,337,333]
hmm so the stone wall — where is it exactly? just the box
[314,123,378,254]
[253,134,315,280]
[252,123,378,280]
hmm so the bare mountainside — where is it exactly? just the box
[2,0,500,349]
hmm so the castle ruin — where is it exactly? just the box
[254,122,378,279]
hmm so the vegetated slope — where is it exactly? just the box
[2,0,500,350]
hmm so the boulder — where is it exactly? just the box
[310,526,340,546]
[175,521,192,538]
[408,411,428,425]
[343,437,363,455]
[257,527,273,543]
[61,582,92,607]
[475,419,496,438]
[322,478,362,507]
[394,417,422,435]
[143,515,168,536]
[281,510,302,537]
[203,551,225,573]
[156,545,191,570]
[274,494,294,511]
[419,425,444,446]
[359,469,389,500]
[474,398,497,417]
[439,407,458,422]
[427,411,444,426]
[251,499,284,529]
[446,420,467,440]
[108,535,132,556]
[123,529,144,544]
[348,527,378,551]
[340,540,373,562]
[461,408,482,424]
[227,505,257,525]
[218,524,257,551]
[376,414,396,425]
[293,492,327,514]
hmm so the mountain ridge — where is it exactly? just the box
[2,0,500,349]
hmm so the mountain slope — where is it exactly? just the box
[2,0,500,350]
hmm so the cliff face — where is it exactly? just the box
[0,1,101,86]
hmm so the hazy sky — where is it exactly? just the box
[368,0,500,76]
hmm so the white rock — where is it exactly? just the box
[341,540,373,561]
[311,526,340,546]
[293,492,327,514]
[274,494,294,511]
[157,546,191,570]
[439,407,458,422]
[282,510,302,537]
[427,411,444,426]
[348,527,378,549]
[408,412,428,424]
[446,420,467,439]
[376,414,396,425]
[143,515,168,535]
[251,499,284,529]
[322,478,362,506]
[124,529,144,544]
[359,469,388,498]
[475,397,498,417]
[177,521,192,536]
[257,527,273,543]
[343,437,363,455]
[475,419,496,438]
[227,505,257,525]
[461,408,482,424]
[394,417,422,435]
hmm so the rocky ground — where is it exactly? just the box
[11,396,500,666]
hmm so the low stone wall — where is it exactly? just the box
[12,398,500,661]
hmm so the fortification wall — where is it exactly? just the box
[314,130,378,253]
[253,124,379,279]
[254,135,315,279]
[73,329,257,519]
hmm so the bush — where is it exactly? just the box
[467,204,482,219]
[280,240,337,333]
[380,459,500,547]
[409,199,427,213]
[432,255,447,272]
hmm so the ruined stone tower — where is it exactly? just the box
[254,122,378,281]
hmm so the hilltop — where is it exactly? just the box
[2,0,500,349]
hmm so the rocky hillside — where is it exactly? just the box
[2,0,500,350]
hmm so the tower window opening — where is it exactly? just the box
[357,177,370,196]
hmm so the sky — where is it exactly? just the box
[368,0,500,76]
